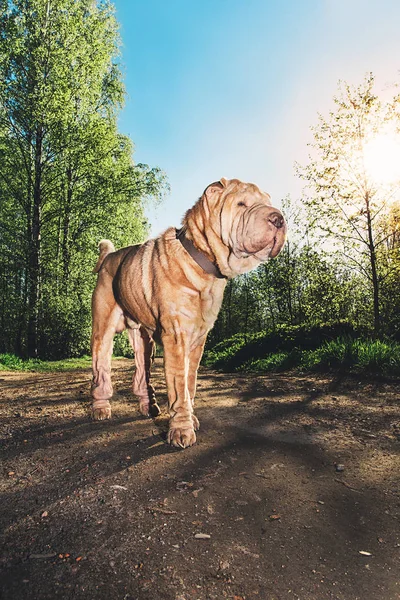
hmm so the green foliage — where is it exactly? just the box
[113,331,134,358]
[297,74,400,336]
[0,353,92,372]
[205,334,400,377]
[243,349,302,373]
[303,338,400,375]
[204,321,359,371]
[0,0,167,358]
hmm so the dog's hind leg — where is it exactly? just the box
[91,279,123,420]
[128,326,160,417]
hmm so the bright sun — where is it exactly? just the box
[364,129,400,185]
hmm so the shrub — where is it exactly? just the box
[204,326,400,377]
[243,349,302,372]
[203,321,360,371]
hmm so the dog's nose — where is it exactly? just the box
[268,211,285,229]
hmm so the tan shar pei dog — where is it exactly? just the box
[91,178,286,448]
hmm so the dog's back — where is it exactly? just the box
[94,241,138,279]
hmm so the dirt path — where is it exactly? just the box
[0,359,399,600]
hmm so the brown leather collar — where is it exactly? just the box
[176,228,226,279]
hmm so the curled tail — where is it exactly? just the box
[93,239,116,273]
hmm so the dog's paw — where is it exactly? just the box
[149,403,161,417]
[167,426,196,449]
[92,404,111,420]
[139,401,161,418]
[192,414,200,431]
[138,402,150,417]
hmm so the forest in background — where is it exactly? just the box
[0,1,399,369]
[0,0,166,359]
[208,76,400,359]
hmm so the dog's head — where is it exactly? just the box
[185,178,287,277]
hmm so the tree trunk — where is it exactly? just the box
[226,280,233,337]
[285,243,294,324]
[62,166,73,289]
[366,193,380,337]
[27,127,43,357]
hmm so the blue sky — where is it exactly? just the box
[112,0,400,236]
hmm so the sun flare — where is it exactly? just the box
[364,128,400,185]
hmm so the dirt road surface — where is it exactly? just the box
[0,359,399,600]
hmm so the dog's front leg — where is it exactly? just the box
[162,333,196,448]
[187,340,206,431]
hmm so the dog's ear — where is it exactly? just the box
[204,179,227,199]
[202,179,228,217]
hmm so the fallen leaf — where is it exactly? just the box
[147,506,177,515]
[176,481,193,489]
[41,511,48,518]
[75,556,83,562]
[268,514,281,521]
[236,545,260,558]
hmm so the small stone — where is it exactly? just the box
[335,464,345,472]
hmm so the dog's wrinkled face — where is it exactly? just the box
[203,178,287,274]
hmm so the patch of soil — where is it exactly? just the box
[0,359,399,600]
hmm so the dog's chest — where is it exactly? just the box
[199,281,225,328]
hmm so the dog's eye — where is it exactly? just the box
[237,201,246,207]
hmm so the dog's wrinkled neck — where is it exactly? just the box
[182,198,228,270]
[176,228,226,279]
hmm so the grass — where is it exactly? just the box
[0,353,95,372]
[205,333,400,377]
[303,337,400,375]
[0,354,135,373]
[3,331,400,377]
[0,354,131,372]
